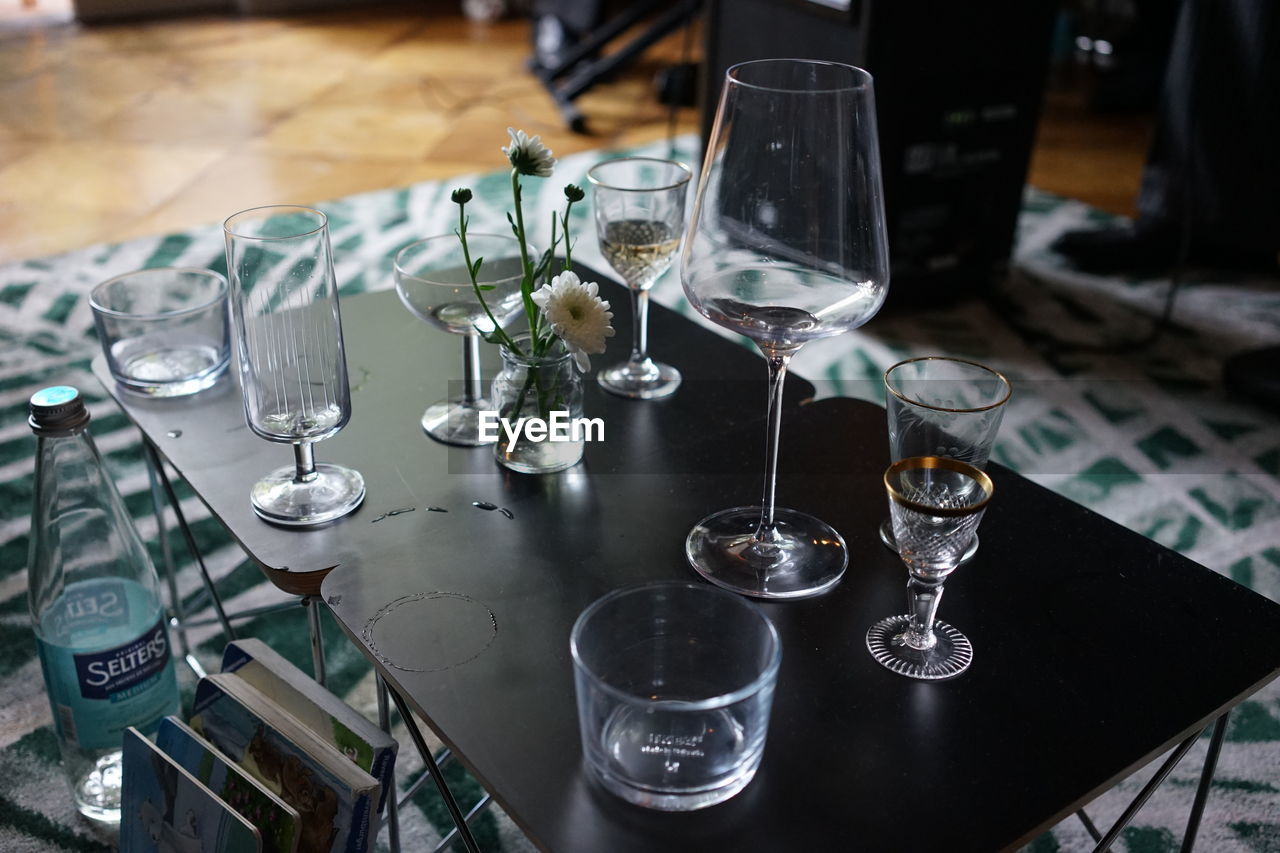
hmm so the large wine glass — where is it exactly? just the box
[224,205,365,526]
[681,59,890,599]
[394,234,526,445]
[587,157,692,399]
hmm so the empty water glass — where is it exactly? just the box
[90,268,230,397]
[571,582,781,811]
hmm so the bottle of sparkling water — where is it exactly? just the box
[26,386,180,825]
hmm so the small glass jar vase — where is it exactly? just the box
[491,340,585,474]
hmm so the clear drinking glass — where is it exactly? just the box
[223,205,365,527]
[394,234,527,445]
[866,456,994,680]
[681,59,890,599]
[90,267,230,398]
[571,582,781,811]
[587,157,692,399]
[880,357,1011,562]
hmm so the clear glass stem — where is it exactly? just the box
[293,441,318,484]
[462,333,482,405]
[904,576,945,650]
[755,349,794,540]
[628,286,651,366]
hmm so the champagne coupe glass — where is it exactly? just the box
[866,456,994,680]
[587,157,692,399]
[224,205,365,526]
[394,234,527,445]
[681,58,890,599]
[879,357,1010,563]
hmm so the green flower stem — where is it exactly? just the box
[455,200,519,353]
[510,168,542,355]
[560,204,575,270]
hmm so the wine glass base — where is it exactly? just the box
[879,517,980,564]
[865,615,973,680]
[599,360,681,400]
[685,506,848,600]
[251,463,366,527]
[421,398,496,446]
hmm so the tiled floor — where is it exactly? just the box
[0,1,1151,266]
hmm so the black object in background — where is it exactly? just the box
[702,0,1058,312]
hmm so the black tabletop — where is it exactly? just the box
[321,392,1280,852]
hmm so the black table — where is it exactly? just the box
[97,278,1280,853]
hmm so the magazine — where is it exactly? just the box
[120,726,262,853]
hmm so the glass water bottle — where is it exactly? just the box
[27,386,180,825]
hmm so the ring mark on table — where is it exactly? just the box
[362,592,497,672]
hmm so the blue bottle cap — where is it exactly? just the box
[29,386,90,434]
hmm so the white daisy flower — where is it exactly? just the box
[532,271,615,371]
[502,128,556,178]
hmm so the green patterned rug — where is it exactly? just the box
[2,136,1278,852]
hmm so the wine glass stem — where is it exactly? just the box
[293,441,319,484]
[462,333,482,405]
[629,287,651,365]
[755,350,793,540]
[905,576,944,650]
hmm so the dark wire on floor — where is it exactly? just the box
[667,5,698,159]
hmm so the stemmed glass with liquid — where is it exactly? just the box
[224,205,365,526]
[867,456,993,680]
[681,59,890,599]
[588,157,692,399]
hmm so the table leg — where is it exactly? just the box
[144,438,237,644]
[1180,712,1229,853]
[1089,726,1203,853]
[145,441,204,678]
[304,596,326,687]
[385,684,482,853]
[376,676,401,853]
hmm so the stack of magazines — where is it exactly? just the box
[120,638,398,853]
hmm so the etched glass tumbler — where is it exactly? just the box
[223,205,365,526]
[571,582,781,811]
[880,356,1010,562]
[867,456,993,680]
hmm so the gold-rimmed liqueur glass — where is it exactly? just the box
[224,205,365,527]
[681,58,890,599]
[866,456,994,680]
[588,157,692,399]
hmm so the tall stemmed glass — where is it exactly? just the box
[587,157,692,399]
[867,457,994,680]
[682,59,890,599]
[394,234,527,445]
[224,205,365,526]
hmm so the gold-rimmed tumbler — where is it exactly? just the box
[880,356,1010,562]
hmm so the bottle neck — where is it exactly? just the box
[28,428,162,626]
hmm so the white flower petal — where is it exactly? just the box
[502,127,556,178]
[535,272,615,360]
